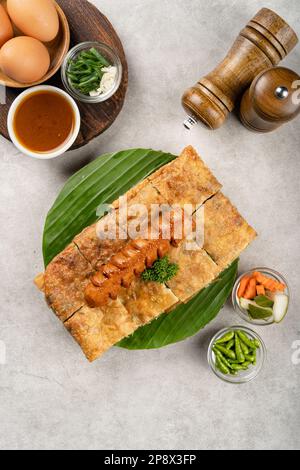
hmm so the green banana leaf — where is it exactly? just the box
[43,149,238,350]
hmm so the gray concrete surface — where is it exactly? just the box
[0,0,300,450]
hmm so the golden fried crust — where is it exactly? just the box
[119,278,179,324]
[64,299,138,362]
[149,146,222,208]
[113,183,164,224]
[203,192,257,269]
[166,244,221,303]
[125,184,166,239]
[112,178,150,209]
[74,184,164,268]
[44,243,94,322]
[74,217,128,269]
[65,281,178,362]
[127,183,165,207]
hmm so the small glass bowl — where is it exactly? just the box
[61,41,122,103]
[232,267,290,326]
[207,326,266,384]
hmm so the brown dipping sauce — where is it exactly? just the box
[13,91,75,153]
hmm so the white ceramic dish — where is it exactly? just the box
[7,85,81,159]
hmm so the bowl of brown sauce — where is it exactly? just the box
[7,85,80,159]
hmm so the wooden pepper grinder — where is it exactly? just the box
[182,8,298,130]
[240,66,300,132]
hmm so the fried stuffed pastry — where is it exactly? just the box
[37,146,256,361]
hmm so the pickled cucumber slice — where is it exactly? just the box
[273,294,289,323]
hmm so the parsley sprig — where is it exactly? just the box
[141,256,179,284]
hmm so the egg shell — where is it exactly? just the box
[0,36,50,83]
[7,0,59,43]
[0,4,14,47]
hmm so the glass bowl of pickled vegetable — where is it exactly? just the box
[232,267,290,326]
[207,326,266,384]
[61,42,122,103]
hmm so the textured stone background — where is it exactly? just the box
[0,0,299,450]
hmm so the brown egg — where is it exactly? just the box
[0,4,14,47]
[0,36,50,84]
[7,0,59,43]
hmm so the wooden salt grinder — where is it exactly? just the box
[240,67,300,132]
[182,8,298,130]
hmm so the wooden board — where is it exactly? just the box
[0,0,128,150]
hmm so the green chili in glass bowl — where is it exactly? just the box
[207,325,266,384]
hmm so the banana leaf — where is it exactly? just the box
[43,149,238,350]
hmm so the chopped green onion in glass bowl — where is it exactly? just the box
[61,42,122,103]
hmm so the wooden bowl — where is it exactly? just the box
[0,0,70,88]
